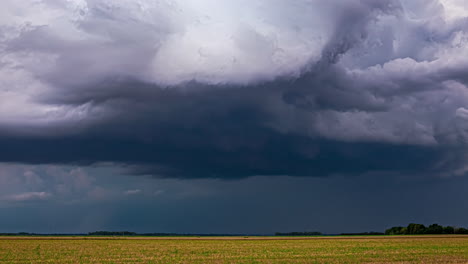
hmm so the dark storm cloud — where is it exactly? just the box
[1,0,468,179]
[0,80,450,179]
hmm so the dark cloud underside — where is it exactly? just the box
[1,0,468,179]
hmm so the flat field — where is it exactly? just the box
[0,236,467,263]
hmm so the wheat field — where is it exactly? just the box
[0,236,467,263]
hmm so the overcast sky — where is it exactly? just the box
[1,0,468,234]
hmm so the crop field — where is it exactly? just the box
[0,236,467,264]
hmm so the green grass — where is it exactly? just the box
[0,236,467,263]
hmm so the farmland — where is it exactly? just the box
[0,236,467,263]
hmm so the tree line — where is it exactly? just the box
[276,223,468,236]
[2,223,468,237]
[88,231,138,236]
[275,232,322,236]
[385,223,468,235]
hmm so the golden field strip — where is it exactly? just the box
[0,236,467,263]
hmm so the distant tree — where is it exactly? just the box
[455,228,468,234]
[406,223,426,235]
[443,226,455,234]
[385,227,399,235]
[385,226,406,235]
[401,227,408,234]
[426,224,444,234]
[386,223,468,236]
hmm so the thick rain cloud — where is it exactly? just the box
[1,0,468,179]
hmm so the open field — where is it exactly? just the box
[0,236,467,264]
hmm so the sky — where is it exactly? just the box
[0,0,468,234]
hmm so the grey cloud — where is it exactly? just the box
[0,164,152,207]
[1,0,468,179]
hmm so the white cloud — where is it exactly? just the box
[440,0,468,20]
[3,192,52,202]
[123,189,142,196]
